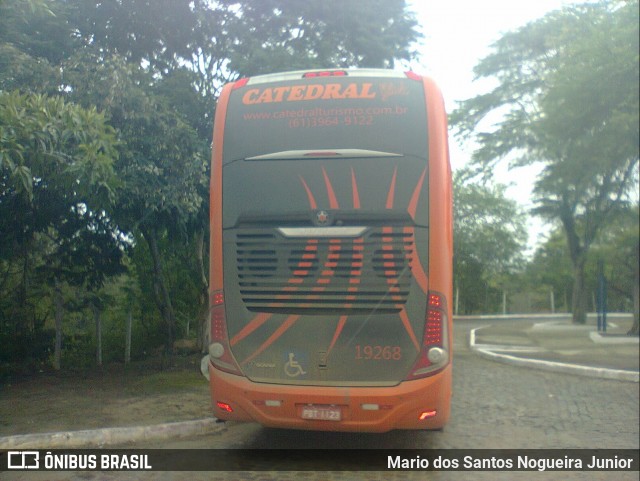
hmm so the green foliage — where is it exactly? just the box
[0,90,122,288]
[524,230,574,312]
[587,209,640,312]
[70,1,208,73]
[454,171,527,274]
[0,91,124,287]
[525,210,639,315]
[0,0,427,369]
[0,91,118,204]
[0,90,124,369]
[451,0,639,322]
[218,0,421,75]
[0,0,72,93]
[453,171,527,314]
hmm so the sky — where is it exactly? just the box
[406,0,576,251]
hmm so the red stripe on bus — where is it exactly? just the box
[322,167,339,209]
[299,175,317,209]
[408,167,427,220]
[241,315,301,365]
[351,168,361,209]
[327,315,348,355]
[230,312,272,347]
[386,166,398,209]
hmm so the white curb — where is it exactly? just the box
[0,418,226,449]
[470,326,639,383]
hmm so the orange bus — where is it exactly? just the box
[207,69,452,432]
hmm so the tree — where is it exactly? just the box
[0,91,122,368]
[59,0,422,351]
[453,171,527,314]
[450,0,639,324]
[0,0,73,94]
[525,230,574,313]
[1,0,425,364]
[61,54,208,353]
[218,0,421,76]
[0,90,119,266]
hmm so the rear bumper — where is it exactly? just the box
[209,363,451,432]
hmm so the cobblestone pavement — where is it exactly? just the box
[4,320,638,481]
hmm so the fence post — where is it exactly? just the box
[597,259,607,332]
[125,309,132,364]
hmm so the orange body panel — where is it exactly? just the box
[209,363,451,432]
[424,76,454,357]
[210,83,232,294]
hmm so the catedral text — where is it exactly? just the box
[242,82,376,104]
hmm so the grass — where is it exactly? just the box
[132,370,207,394]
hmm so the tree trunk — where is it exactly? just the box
[93,303,102,367]
[195,227,210,352]
[502,290,507,315]
[53,280,63,370]
[559,201,589,325]
[571,257,588,324]
[125,309,132,363]
[140,225,176,355]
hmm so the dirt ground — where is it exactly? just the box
[0,354,213,437]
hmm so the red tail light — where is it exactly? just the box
[303,70,347,78]
[428,293,442,308]
[406,291,449,380]
[216,401,233,413]
[209,290,243,375]
[426,296,443,345]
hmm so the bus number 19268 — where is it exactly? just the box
[355,345,402,361]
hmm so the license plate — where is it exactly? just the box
[300,405,341,421]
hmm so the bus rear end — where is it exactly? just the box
[208,69,452,432]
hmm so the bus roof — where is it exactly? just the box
[238,69,416,86]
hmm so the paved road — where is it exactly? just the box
[158,320,639,449]
[4,320,638,481]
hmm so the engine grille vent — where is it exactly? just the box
[236,228,415,314]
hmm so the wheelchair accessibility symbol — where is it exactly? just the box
[284,352,307,378]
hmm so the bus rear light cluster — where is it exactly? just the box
[406,291,449,380]
[426,294,444,345]
[209,290,243,375]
